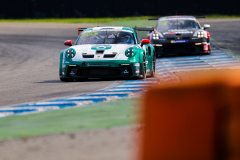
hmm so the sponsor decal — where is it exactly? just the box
[80,31,98,38]
[134,66,140,73]
[158,21,168,25]
[171,40,188,43]
[123,70,129,74]
[163,30,193,35]
[70,71,75,75]
[91,45,112,50]
[87,64,109,67]
[97,46,106,50]
[97,56,100,58]
[147,69,150,73]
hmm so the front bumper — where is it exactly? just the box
[60,61,141,78]
[152,39,210,56]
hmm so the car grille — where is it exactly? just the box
[67,66,133,77]
[104,54,116,58]
[163,46,195,53]
[182,37,191,40]
[82,54,94,58]
[96,50,104,54]
[166,38,175,40]
[78,68,120,76]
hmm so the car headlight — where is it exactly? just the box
[153,32,163,40]
[65,48,76,58]
[195,31,207,38]
[125,48,136,57]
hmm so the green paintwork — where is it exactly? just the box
[65,48,76,58]
[59,27,155,79]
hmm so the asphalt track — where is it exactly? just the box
[0,19,240,108]
[199,19,240,55]
[0,23,123,107]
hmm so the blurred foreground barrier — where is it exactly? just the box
[139,70,240,160]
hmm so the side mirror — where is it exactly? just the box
[64,40,72,46]
[141,39,151,46]
[203,24,210,30]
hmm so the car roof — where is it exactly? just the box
[85,26,134,32]
[159,16,197,20]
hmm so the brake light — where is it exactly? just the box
[154,27,156,34]
[208,43,211,51]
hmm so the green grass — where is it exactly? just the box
[0,15,240,23]
[0,98,137,140]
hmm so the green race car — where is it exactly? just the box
[59,26,156,81]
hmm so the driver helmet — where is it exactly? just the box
[184,21,193,28]
[122,35,133,44]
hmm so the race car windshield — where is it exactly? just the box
[76,31,135,45]
[157,19,200,31]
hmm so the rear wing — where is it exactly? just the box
[78,28,87,35]
[148,18,159,20]
[133,26,154,31]
[195,16,205,18]
[148,16,206,20]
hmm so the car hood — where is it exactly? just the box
[160,28,201,38]
[68,44,135,61]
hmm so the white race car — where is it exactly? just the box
[59,26,156,81]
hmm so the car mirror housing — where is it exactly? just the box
[64,40,73,46]
[141,39,151,46]
[203,24,210,30]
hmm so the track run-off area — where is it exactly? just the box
[0,44,240,118]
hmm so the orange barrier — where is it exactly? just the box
[139,70,240,160]
[226,73,240,160]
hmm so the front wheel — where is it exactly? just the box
[149,55,156,78]
[60,78,74,82]
[139,55,146,79]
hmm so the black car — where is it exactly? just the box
[148,16,211,57]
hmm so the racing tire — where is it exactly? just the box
[149,55,156,78]
[139,55,147,79]
[60,78,74,82]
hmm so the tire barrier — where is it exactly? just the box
[140,70,240,160]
